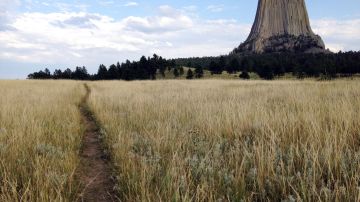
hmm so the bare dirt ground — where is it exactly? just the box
[76,84,118,202]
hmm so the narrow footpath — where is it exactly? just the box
[76,83,118,202]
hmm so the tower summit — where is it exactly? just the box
[233,0,326,54]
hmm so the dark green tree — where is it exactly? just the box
[239,71,250,80]
[169,59,176,71]
[187,62,192,68]
[53,69,63,79]
[257,64,274,80]
[173,68,180,78]
[97,64,108,80]
[240,57,253,72]
[227,58,239,74]
[218,56,226,73]
[186,69,194,79]
[209,61,219,75]
[179,66,185,76]
[44,68,51,78]
[116,62,122,79]
[62,68,72,79]
[194,64,204,78]
[108,64,119,79]
[72,66,90,80]
[158,56,166,78]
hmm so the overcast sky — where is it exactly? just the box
[1,0,360,79]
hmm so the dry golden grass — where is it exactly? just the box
[0,80,84,201]
[88,80,360,201]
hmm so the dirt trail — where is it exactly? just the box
[76,83,118,202]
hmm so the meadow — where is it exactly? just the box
[1,79,360,201]
[88,80,360,201]
[0,80,84,201]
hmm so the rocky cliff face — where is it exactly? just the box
[234,0,326,54]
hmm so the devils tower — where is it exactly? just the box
[233,0,326,54]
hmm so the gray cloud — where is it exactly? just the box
[52,14,102,29]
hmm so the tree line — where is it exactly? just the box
[178,51,360,79]
[28,53,207,80]
[28,54,175,80]
[28,51,360,80]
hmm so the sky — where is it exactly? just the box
[0,0,360,79]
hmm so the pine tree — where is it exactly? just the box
[194,64,204,78]
[239,71,250,80]
[186,69,194,79]
[53,69,63,79]
[209,61,218,75]
[173,68,179,78]
[116,62,122,79]
[179,66,185,76]
[227,58,239,74]
[97,64,108,80]
[108,64,118,79]
[218,56,226,74]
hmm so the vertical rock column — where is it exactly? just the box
[234,0,326,54]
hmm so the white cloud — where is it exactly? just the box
[207,5,224,13]
[124,2,139,7]
[311,18,360,52]
[0,5,250,70]
[122,6,193,33]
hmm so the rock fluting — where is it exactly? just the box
[233,0,326,54]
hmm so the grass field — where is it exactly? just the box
[1,79,360,201]
[0,80,84,201]
[88,80,360,201]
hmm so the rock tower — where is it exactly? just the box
[233,0,326,54]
